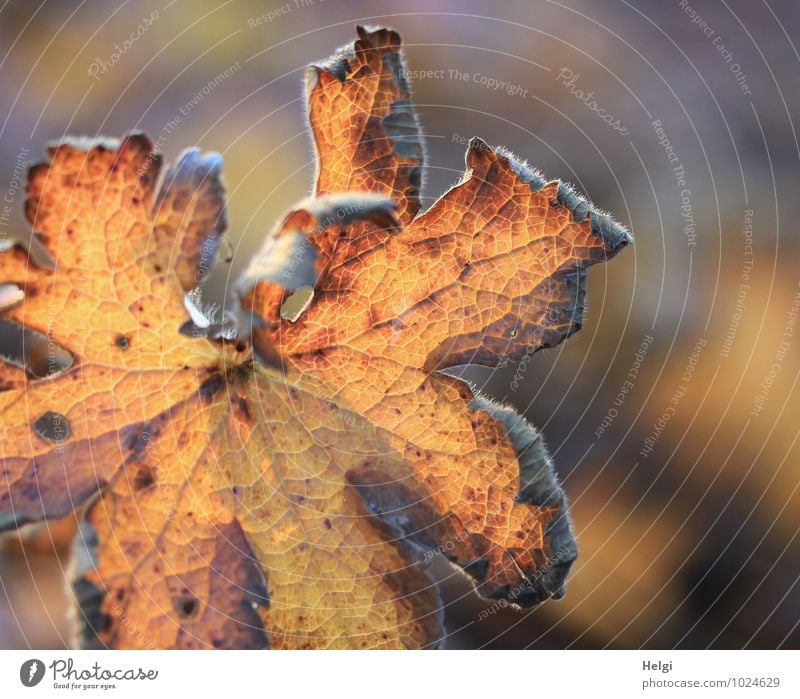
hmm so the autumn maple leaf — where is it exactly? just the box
[0,26,630,649]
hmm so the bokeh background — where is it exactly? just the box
[1,0,799,649]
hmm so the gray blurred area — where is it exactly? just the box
[1,0,800,649]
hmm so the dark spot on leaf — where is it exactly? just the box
[133,465,155,491]
[323,518,332,529]
[33,411,71,443]
[234,396,252,422]
[198,374,225,403]
[115,334,130,349]
[174,594,200,620]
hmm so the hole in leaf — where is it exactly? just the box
[280,285,314,322]
[33,411,71,443]
[0,284,24,312]
[26,234,57,269]
[174,594,200,620]
[115,334,130,349]
[0,233,55,269]
[0,319,73,378]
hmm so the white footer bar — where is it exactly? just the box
[0,649,796,697]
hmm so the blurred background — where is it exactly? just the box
[1,0,799,649]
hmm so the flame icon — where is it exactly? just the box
[20,659,45,687]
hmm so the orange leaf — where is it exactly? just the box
[0,26,630,649]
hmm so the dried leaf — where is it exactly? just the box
[0,26,630,649]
